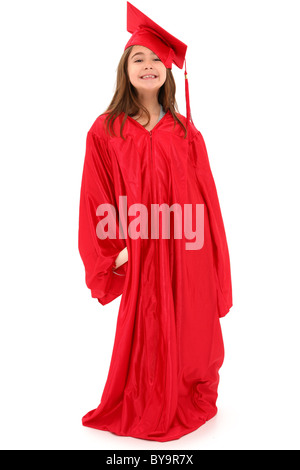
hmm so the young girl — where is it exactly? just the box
[78,2,233,442]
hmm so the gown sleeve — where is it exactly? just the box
[78,129,128,306]
[190,130,233,318]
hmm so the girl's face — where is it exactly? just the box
[127,45,167,94]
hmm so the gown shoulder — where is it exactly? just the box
[175,112,201,141]
[87,113,111,140]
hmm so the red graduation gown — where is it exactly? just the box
[78,110,233,442]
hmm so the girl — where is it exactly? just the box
[78,2,233,442]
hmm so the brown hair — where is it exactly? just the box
[101,46,187,140]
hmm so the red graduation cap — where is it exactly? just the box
[124,1,194,127]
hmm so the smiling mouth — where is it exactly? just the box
[140,75,158,80]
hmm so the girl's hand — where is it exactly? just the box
[114,247,128,269]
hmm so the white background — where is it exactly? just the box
[0,0,299,450]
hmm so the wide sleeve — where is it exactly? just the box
[78,130,128,306]
[190,131,233,318]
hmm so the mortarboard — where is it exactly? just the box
[124,1,194,127]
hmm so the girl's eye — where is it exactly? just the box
[134,59,161,63]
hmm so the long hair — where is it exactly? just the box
[101,46,187,140]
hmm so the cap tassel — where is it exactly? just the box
[184,58,194,129]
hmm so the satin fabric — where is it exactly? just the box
[78,110,233,442]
